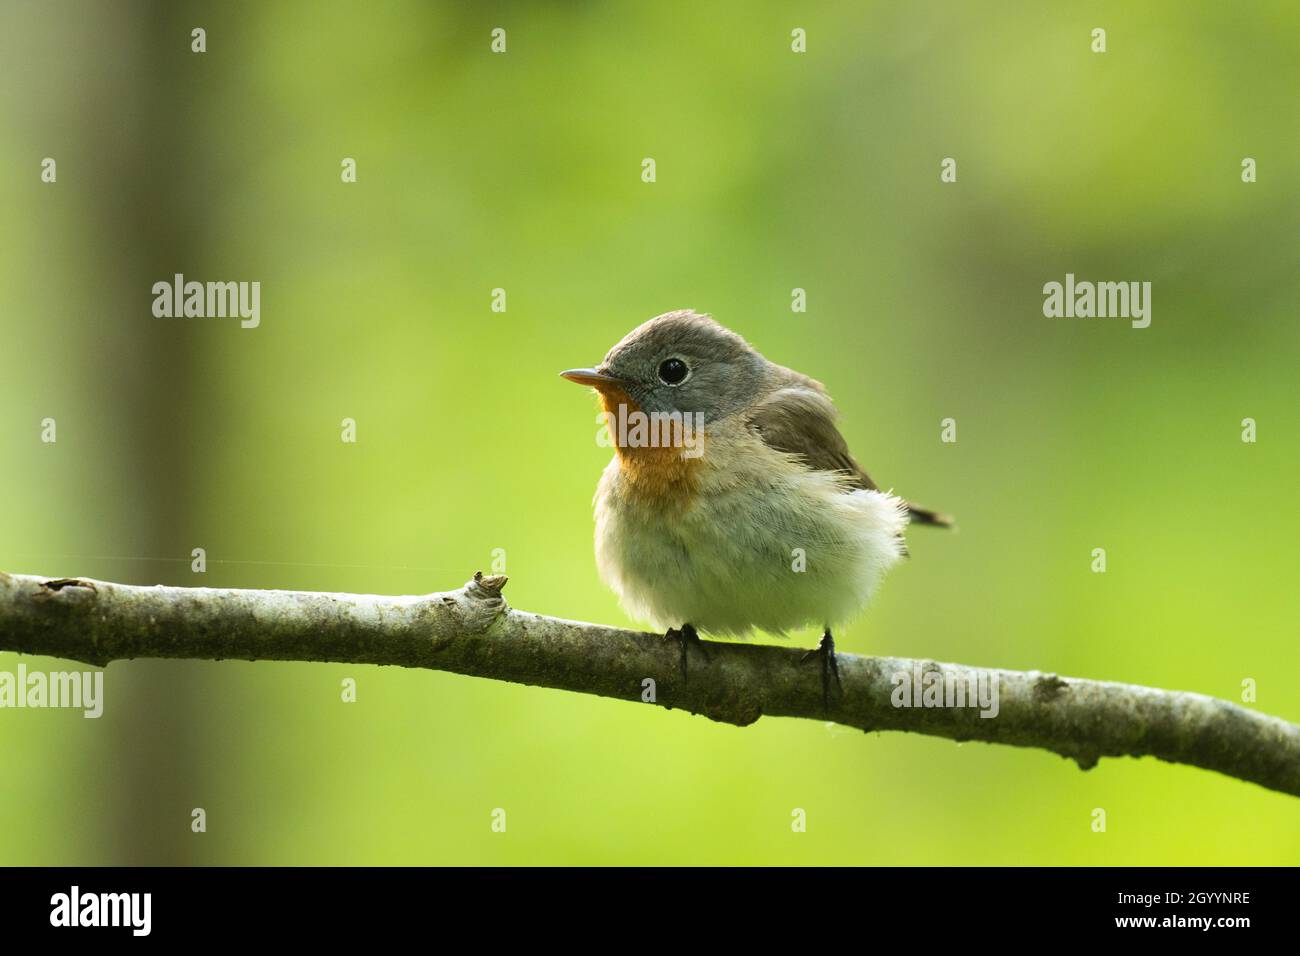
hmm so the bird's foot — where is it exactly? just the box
[667,623,710,682]
[801,628,842,715]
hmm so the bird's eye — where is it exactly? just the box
[657,357,690,386]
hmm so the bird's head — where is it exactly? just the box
[560,310,768,422]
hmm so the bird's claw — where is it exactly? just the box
[802,629,841,715]
[668,623,709,682]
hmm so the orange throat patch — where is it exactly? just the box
[596,386,702,503]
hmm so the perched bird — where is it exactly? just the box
[561,310,951,703]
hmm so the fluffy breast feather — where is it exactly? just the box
[593,423,907,636]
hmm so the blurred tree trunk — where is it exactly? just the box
[87,4,207,865]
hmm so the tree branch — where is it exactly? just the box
[2,569,1297,798]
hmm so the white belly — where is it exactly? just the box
[593,443,907,637]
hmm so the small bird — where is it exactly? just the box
[561,310,951,703]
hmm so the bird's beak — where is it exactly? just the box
[559,367,625,389]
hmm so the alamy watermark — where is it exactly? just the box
[152,273,260,328]
[0,664,103,718]
[890,664,999,718]
[597,404,705,458]
[1043,273,1151,329]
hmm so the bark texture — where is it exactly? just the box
[2,570,1297,798]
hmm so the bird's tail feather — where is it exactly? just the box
[906,503,955,528]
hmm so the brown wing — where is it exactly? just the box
[746,386,879,490]
[746,386,954,527]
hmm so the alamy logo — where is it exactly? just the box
[152,273,260,328]
[0,664,102,718]
[890,665,999,718]
[597,405,705,458]
[1043,273,1151,329]
[50,886,151,936]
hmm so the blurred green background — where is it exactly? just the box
[2,0,1297,865]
